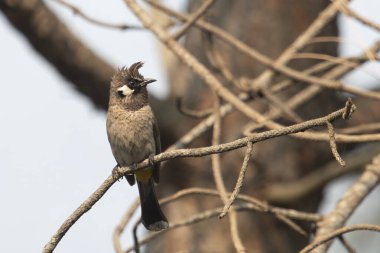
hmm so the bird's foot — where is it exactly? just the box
[148,154,155,166]
[112,166,123,181]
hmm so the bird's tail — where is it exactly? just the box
[137,177,168,231]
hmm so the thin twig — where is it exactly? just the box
[260,89,303,123]
[132,219,141,253]
[175,97,212,118]
[338,235,357,253]
[290,52,358,69]
[339,2,380,32]
[339,123,380,134]
[203,32,246,90]
[172,0,215,40]
[307,36,379,62]
[269,61,336,93]
[211,94,227,202]
[113,199,139,253]
[53,0,142,30]
[211,93,246,252]
[326,121,346,166]
[275,214,308,237]
[243,86,323,135]
[220,142,253,218]
[169,93,251,150]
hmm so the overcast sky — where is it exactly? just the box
[0,1,379,252]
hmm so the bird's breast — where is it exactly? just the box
[107,105,156,166]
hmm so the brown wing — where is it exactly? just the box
[152,119,161,183]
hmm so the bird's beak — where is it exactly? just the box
[141,78,157,87]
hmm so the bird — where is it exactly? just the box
[106,62,168,231]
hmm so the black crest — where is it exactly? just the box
[128,61,144,81]
[112,61,145,88]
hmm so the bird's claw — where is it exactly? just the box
[148,154,155,166]
[112,166,123,181]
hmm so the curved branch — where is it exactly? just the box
[300,224,380,253]
[311,152,380,253]
[53,0,143,30]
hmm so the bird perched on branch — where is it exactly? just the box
[106,62,168,231]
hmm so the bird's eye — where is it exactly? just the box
[128,80,137,89]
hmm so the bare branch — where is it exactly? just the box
[211,93,246,253]
[175,97,212,118]
[301,224,380,253]
[338,235,357,253]
[220,142,253,218]
[113,199,139,253]
[53,0,143,30]
[169,93,252,150]
[171,0,215,40]
[275,214,308,237]
[211,94,227,202]
[339,2,380,32]
[340,123,380,134]
[132,219,142,253]
[326,121,345,166]
[311,152,380,252]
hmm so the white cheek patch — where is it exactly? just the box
[117,85,134,96]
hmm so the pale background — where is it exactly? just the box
[0,0,379,252]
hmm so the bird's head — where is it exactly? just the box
[110,62,156,103]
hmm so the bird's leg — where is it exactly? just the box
[112,164,136,185]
